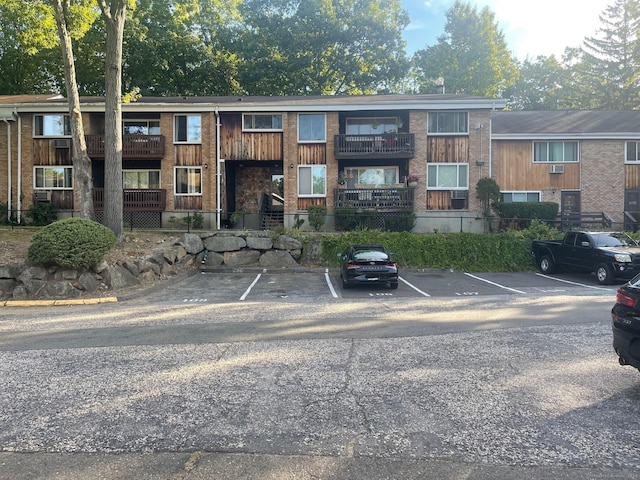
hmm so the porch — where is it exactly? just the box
[92,188,167,211]
[334,186,414,210]
[85,134,166,158]
[334,133,415,159]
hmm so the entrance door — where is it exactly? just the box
[624,189,640,230]
[561,191,581,230]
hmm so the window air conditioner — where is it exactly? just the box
[549,164,564,174]
[34,191,51,202]
[54,139,71,149]
[451,190,469,199]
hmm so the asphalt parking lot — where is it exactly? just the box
[139,267,619,304]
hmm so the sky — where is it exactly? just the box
[402,0,610,60]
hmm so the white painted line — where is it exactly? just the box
[534,273,614,291]
[325,269,339,298]
[240,273,262,301]
[464,272,527,294]
[399,276,431,296]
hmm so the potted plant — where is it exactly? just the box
[337,171,347,188]
[406,174,419,187]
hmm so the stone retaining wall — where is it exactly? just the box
[0,231,308,301]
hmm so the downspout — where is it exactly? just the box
[17,115,22,223]
[215,107,222,230]
[4,119,11,220]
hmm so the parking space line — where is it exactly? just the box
[399,276,431,296]
[239,273,262,301]
[325,269,339,298]
[464,272,527,294]
[534,273,614,291]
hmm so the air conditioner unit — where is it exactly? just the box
[549,164,564,174]
[451,190,469,199]
[34,191,51,202]
[54,139,71,149]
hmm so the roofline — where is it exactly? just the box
[492,133,640,140]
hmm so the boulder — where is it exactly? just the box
[78,272,100,292]
[103,265,139,290]
[204,235,247,252]
[259,250,298,268]
[246,236,273,250]
[223,249,261,266]
[0,265,19,279]
[40,281,81,299]
[198,251,224,267]
[273,235,303,251]
[182,233,204,254]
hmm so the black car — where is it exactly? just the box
[612,274,640,371]
[338,244,398,289]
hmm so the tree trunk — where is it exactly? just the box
[52,0,94,220]
[101,1,127,240]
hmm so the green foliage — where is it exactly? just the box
[184,211,204,229]
[493,202,559,229]
[307,205,327,232]
[476,177,501,217]
[25,202,58,226]
[293,213,305,230]
[334,209,415,232]
[27,218,116,269]
[0,202,7,224]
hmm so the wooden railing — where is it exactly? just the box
[93,188,166,211]
[334,133,415,159]
[85,134,165,158]
[334,187,414,210]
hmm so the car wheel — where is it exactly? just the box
[538,255,555,274]
[389,282,398,290]
[596,263,614,285]
[341,275,351,289]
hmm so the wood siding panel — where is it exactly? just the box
[298,198,326,210]
[298,144,326,165]
[495,141,580,190]
[220,114,283,161]
[175,145,202,166]
[32,139,72,166]
[427,136,469,163]
[174,196,203,210]
[427,191,450,210]
[626,165,640,189]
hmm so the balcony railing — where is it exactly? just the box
[86,134,165,158]
[93,188,166,211]
[334,187,414,210]
[334,133,415,159]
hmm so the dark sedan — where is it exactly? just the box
[612,274,640,371]
[338,244,398,289]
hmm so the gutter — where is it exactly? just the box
[215,107,222,230]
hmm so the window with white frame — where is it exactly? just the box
[34,114,71,137]
[34,166,73,189]
[124,120,160,135]
[427,112,468,134]
[298,114,326,142]
[344,167,398,187]
[123,170,161,189]
[346,117,399,135]
[174,167,202,195]
[243,113,283,131]
[298,165,326,197]
[501,191,541,203]
[174,115,202,143]
[533,141,578,162]
[427,163,469,189]
[626,141,640,163]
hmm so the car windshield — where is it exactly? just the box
[593,233,637,247]
[353,249,389,262]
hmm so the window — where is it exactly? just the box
[174,115,202,143]
[427,163,469,189]
[501,191,541,203]
[34,167,73,189]
[123,170,161,189]
[124,120,160,135]
[298,114,326,142]
[243,114,283,131]
[428,112,468,134]
[344,167,398,187]
[533,141,578,162]
[626,142,640,163]
[174,167,202,195]
[34,115,70,137]
[346,117,399,135]
[298,165,326,197]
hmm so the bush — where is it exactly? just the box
[27,218,116,269]
[25,203,58,226]
[494,201,559,229]
[308,205,327,231]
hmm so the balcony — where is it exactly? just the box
[93,188,166,211]
[334,186,414,210]
[334,133,415,159]
[86,134,165,158]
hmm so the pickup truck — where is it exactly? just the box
[531,231,640,284]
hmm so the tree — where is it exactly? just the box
[236,0,410,95]
[98,0,127,240]
[411,0,518,97]
[505,55,570,110]
[51,0,96,219]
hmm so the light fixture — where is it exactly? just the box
[204,163,208,169]
[290,163,295,169]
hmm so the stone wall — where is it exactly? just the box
[0,231,307,301]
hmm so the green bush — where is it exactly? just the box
[25,203,58,226]
[308,205,327,231]
[27,218,117,269]
[494,201,559,229]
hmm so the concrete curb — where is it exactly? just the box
[2,297,118,307]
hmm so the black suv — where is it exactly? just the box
[612,274,640,371]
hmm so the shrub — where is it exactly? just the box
[27,218,116,269]
[494,201,559,229]
[307,204,327,231]
[25,203,58,226]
